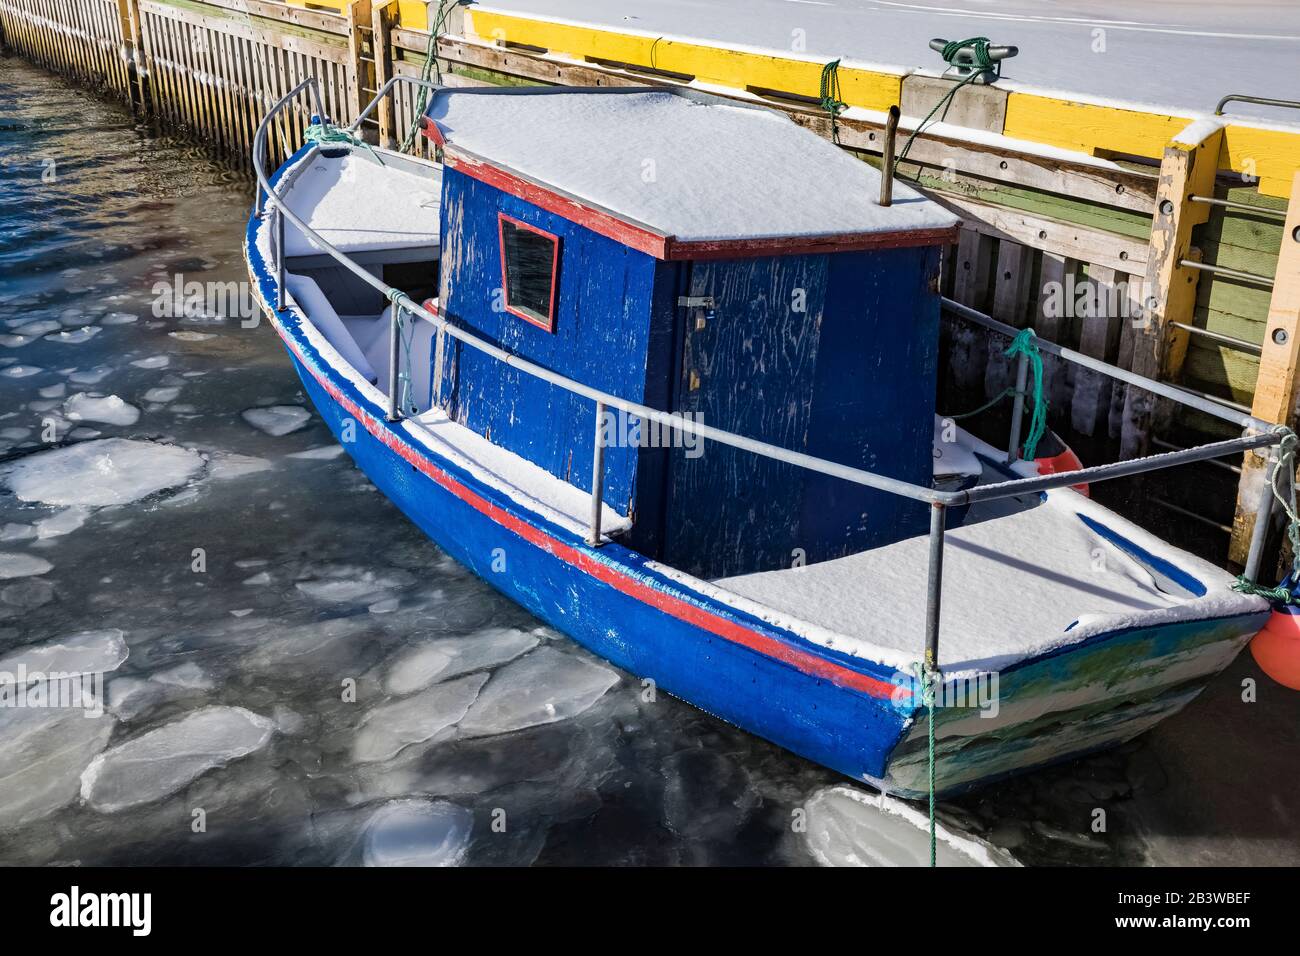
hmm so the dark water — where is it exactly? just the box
[2,56,1294,867]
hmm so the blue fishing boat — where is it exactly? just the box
[245,79,1287,800]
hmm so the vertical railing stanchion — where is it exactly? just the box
[924,502,946,675]
[588,400,607,547]
[387,299,402,422]
[275,205,286,312]
[1244,444,1279,581]
[1008,349,1029,462]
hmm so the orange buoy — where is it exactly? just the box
[1251,605,1300,690]
[1034,446,1090,497]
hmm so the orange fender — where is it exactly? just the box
[1251,607,1300,691]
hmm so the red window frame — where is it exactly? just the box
[498,212,560,332]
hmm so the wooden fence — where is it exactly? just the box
[1,0,1296,567]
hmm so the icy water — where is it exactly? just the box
[2,57,1290,867]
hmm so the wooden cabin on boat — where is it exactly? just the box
[279,87,959,578]
[427,87,959,577]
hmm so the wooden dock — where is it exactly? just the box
[1,0,1296,568]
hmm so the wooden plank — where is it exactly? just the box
[371,0,397,148]
[1072,264,1123,437]
[1230,169,1300,564]
[191,0,349,36]
[984,240,1032,397]
[949,228,993,394]
[1035,252,1077,410]
[929,191,1146,274]
[344,0,371,121]
[1120,126,1225,459]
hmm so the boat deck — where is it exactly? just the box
[716,484,1262,672]
[282,151,441,263]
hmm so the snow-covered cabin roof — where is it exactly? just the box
[424,87,959,259]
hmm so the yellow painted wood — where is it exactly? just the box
[1220,124,1300,201]
[463,8,900,111]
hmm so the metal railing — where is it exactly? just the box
[251,77,1291,675]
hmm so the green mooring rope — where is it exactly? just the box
[399,0,465,153]
[912,661,939,867]
[940,328,1047,460]
[895,37,998,175]
[819,59,847,145]
[304,120,382,164]
[1233,428,1300,600]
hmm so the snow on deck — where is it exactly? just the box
[717,487,1265,672]
[476,0,1300,125]
[426,89,957,241]
[282,154,440,257]
[411,408,631,535]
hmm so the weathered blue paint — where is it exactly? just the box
[435,167,665,514]
[664,247,941,577]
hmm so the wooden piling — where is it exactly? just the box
[1230,170,1300,565]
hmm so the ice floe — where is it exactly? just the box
[34,507,91,539]
[143,386,181,403]
[295,566,415,605]
[361,799,473,866]
[353,672,488,763]
[287,445,344,460]
[384,627,539,696]
[802,786,1019,867]
[241,405,311,436]
[207,451,273,480]
[46,326,100,345]
[457,646,620,738]
[0,707,116,831]
[0,629,127,679]
[79,706,275,812]
[67,366,113,385]
[100,312,138,326]
[0,552,53,580]
[130,355,169,369]
[64,393,140,426]
[1,365,42,378]
[0,438,205,506]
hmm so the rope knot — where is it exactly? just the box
[1004,328,1047,461]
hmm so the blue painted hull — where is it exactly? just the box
[246,158,1268,799]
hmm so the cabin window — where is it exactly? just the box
[498,213,559,331]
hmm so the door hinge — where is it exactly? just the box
[677,295,715,309]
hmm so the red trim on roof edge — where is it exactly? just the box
[445,148,960,261]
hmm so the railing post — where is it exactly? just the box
[588,401,607,547]
[1007,349,1029,462]
[924,502,946,674]
[275,205,286,312]
[387,300,402,421]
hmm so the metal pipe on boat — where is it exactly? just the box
[1244,446,1280,581]
[957,431,1281,505]
[587,401,607,547]
[275,205,286,312]
[941,297,1276,433]
[387,300,402,422]
[879,105,899,207]
[924,503,946,673]
[1007,349,1029,462]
